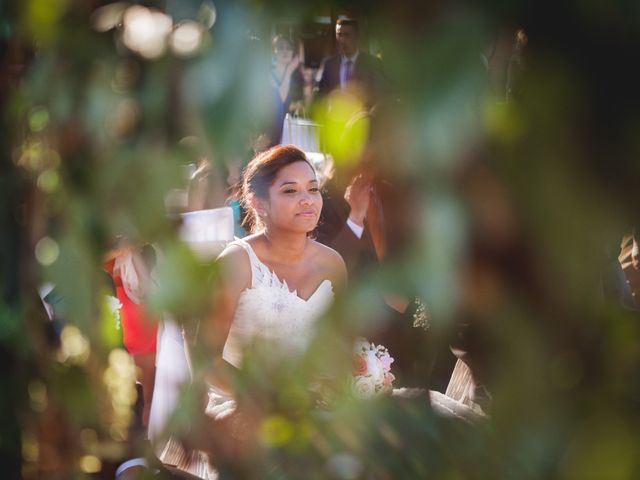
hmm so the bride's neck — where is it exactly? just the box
[262,228,308,263]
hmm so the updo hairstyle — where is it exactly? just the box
[239,144,314,233]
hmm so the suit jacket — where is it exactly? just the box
[315,179,378,276]
[318,51,387,108]
[316,176,437,386]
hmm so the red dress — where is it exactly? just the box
[113,274,158,355]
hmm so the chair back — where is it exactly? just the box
[179,207,235,260]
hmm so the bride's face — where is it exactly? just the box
[261,161,322,233]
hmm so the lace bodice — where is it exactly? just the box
[222,238,334,368]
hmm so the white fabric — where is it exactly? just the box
[346,217,365,239]
[148,315,192,445]
[115,458,153,477]
[114,251,145,304]
[205,384,236,421]
[38,283,55,320]
[281,114,321,152]
[179,207,235,260]
[221,238,334,368]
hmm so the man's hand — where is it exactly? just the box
[286,55,301,75]
[344,173,372,227]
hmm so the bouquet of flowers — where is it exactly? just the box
[351,338,395,399]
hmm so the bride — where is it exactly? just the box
[168,144,347,477]
[205,143,346,379]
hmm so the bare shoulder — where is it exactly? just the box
[216,242,252,291]
[309,240,347,287]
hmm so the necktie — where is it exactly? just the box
[344,59,353,85]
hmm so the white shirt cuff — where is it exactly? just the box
[346,218,365,239]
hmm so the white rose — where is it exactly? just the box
[352,376,376,400]
[353,337,372,355]
[365,350,384,385]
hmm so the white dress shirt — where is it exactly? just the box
[346,217,365,239]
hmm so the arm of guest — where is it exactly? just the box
[277,56,301,103]
[316,178,376,273]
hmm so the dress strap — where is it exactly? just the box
[228,239,267,289]
[228,238,289,291]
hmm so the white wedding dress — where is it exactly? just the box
[221,238,335,368]
[160,238,335,479]
[207,238,334,416]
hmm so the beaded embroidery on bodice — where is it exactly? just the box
[222,238,334,368]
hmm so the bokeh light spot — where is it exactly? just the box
[90,2,127,32]
[79,455,102,473]
[122,6,172,59]
[29,107,49,132]
[170,21,204,57]
[28,380,48,413]
[25,0,68,42]
[21,433,39,463]
[35,236,59,266]
[484,100,526,143]
[197,1,217,29]
[103,348,136,440]
[260,415,294,447]
[37,169,60,192]
[58,325,90,365]
[313,91,368,167]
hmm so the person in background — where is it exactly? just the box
[315,105,431,388]
[156,145,346,478]
[105,242,159,428]
[187,156,229,212]
[269,35,304,145]
[317,18,387,110]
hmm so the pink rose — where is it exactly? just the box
[383,372,395,388]
[379,353,394,372]
[353,355,368,375]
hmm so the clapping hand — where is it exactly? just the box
[286,54,301,75]
[345,173,372,227]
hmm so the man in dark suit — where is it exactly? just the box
[317,18,387,109]
[316,166,378,276]
[315,145,438,388]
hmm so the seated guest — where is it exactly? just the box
[315,107,435,387]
